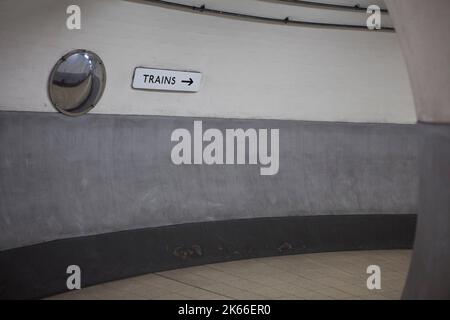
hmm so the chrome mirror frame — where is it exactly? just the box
[48,49,106,116]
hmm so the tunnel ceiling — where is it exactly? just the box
[131,0,393,30]
[301,0,387,10]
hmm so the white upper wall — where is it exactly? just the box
[161,0,393,28]
[0,0,416,123]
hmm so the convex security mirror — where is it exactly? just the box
[48,50,106,116]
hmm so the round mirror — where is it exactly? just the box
[48,50,106,116]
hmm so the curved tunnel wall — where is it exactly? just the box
[0,0,415,122]
[386,0,450,299]
[0,112,418,251]
[0,0,418,298]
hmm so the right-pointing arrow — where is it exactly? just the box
[181,78,194,86]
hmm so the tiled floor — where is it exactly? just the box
[48,250,411,300]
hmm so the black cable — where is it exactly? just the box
[259,0,389,13]
[132,0,395,32]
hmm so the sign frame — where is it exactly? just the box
[131,67,202,93]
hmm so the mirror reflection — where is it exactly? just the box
[48,50,106,116]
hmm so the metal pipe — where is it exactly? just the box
[259,0,389,13]
[129,0,395,32]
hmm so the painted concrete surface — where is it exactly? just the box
[149,0,394,27]
[387,0,450,123]
[0,0,415,123]
[0,111,418,250]
[402,124,450,299]
[385,0,450,299]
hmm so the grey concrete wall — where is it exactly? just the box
[402,124,450,299]
[0,111,419,251]
[386,0,450,299]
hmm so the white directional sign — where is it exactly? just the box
[132,67,202,92]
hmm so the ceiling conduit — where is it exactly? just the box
[130,0,395,31]
[260,0,389,13]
